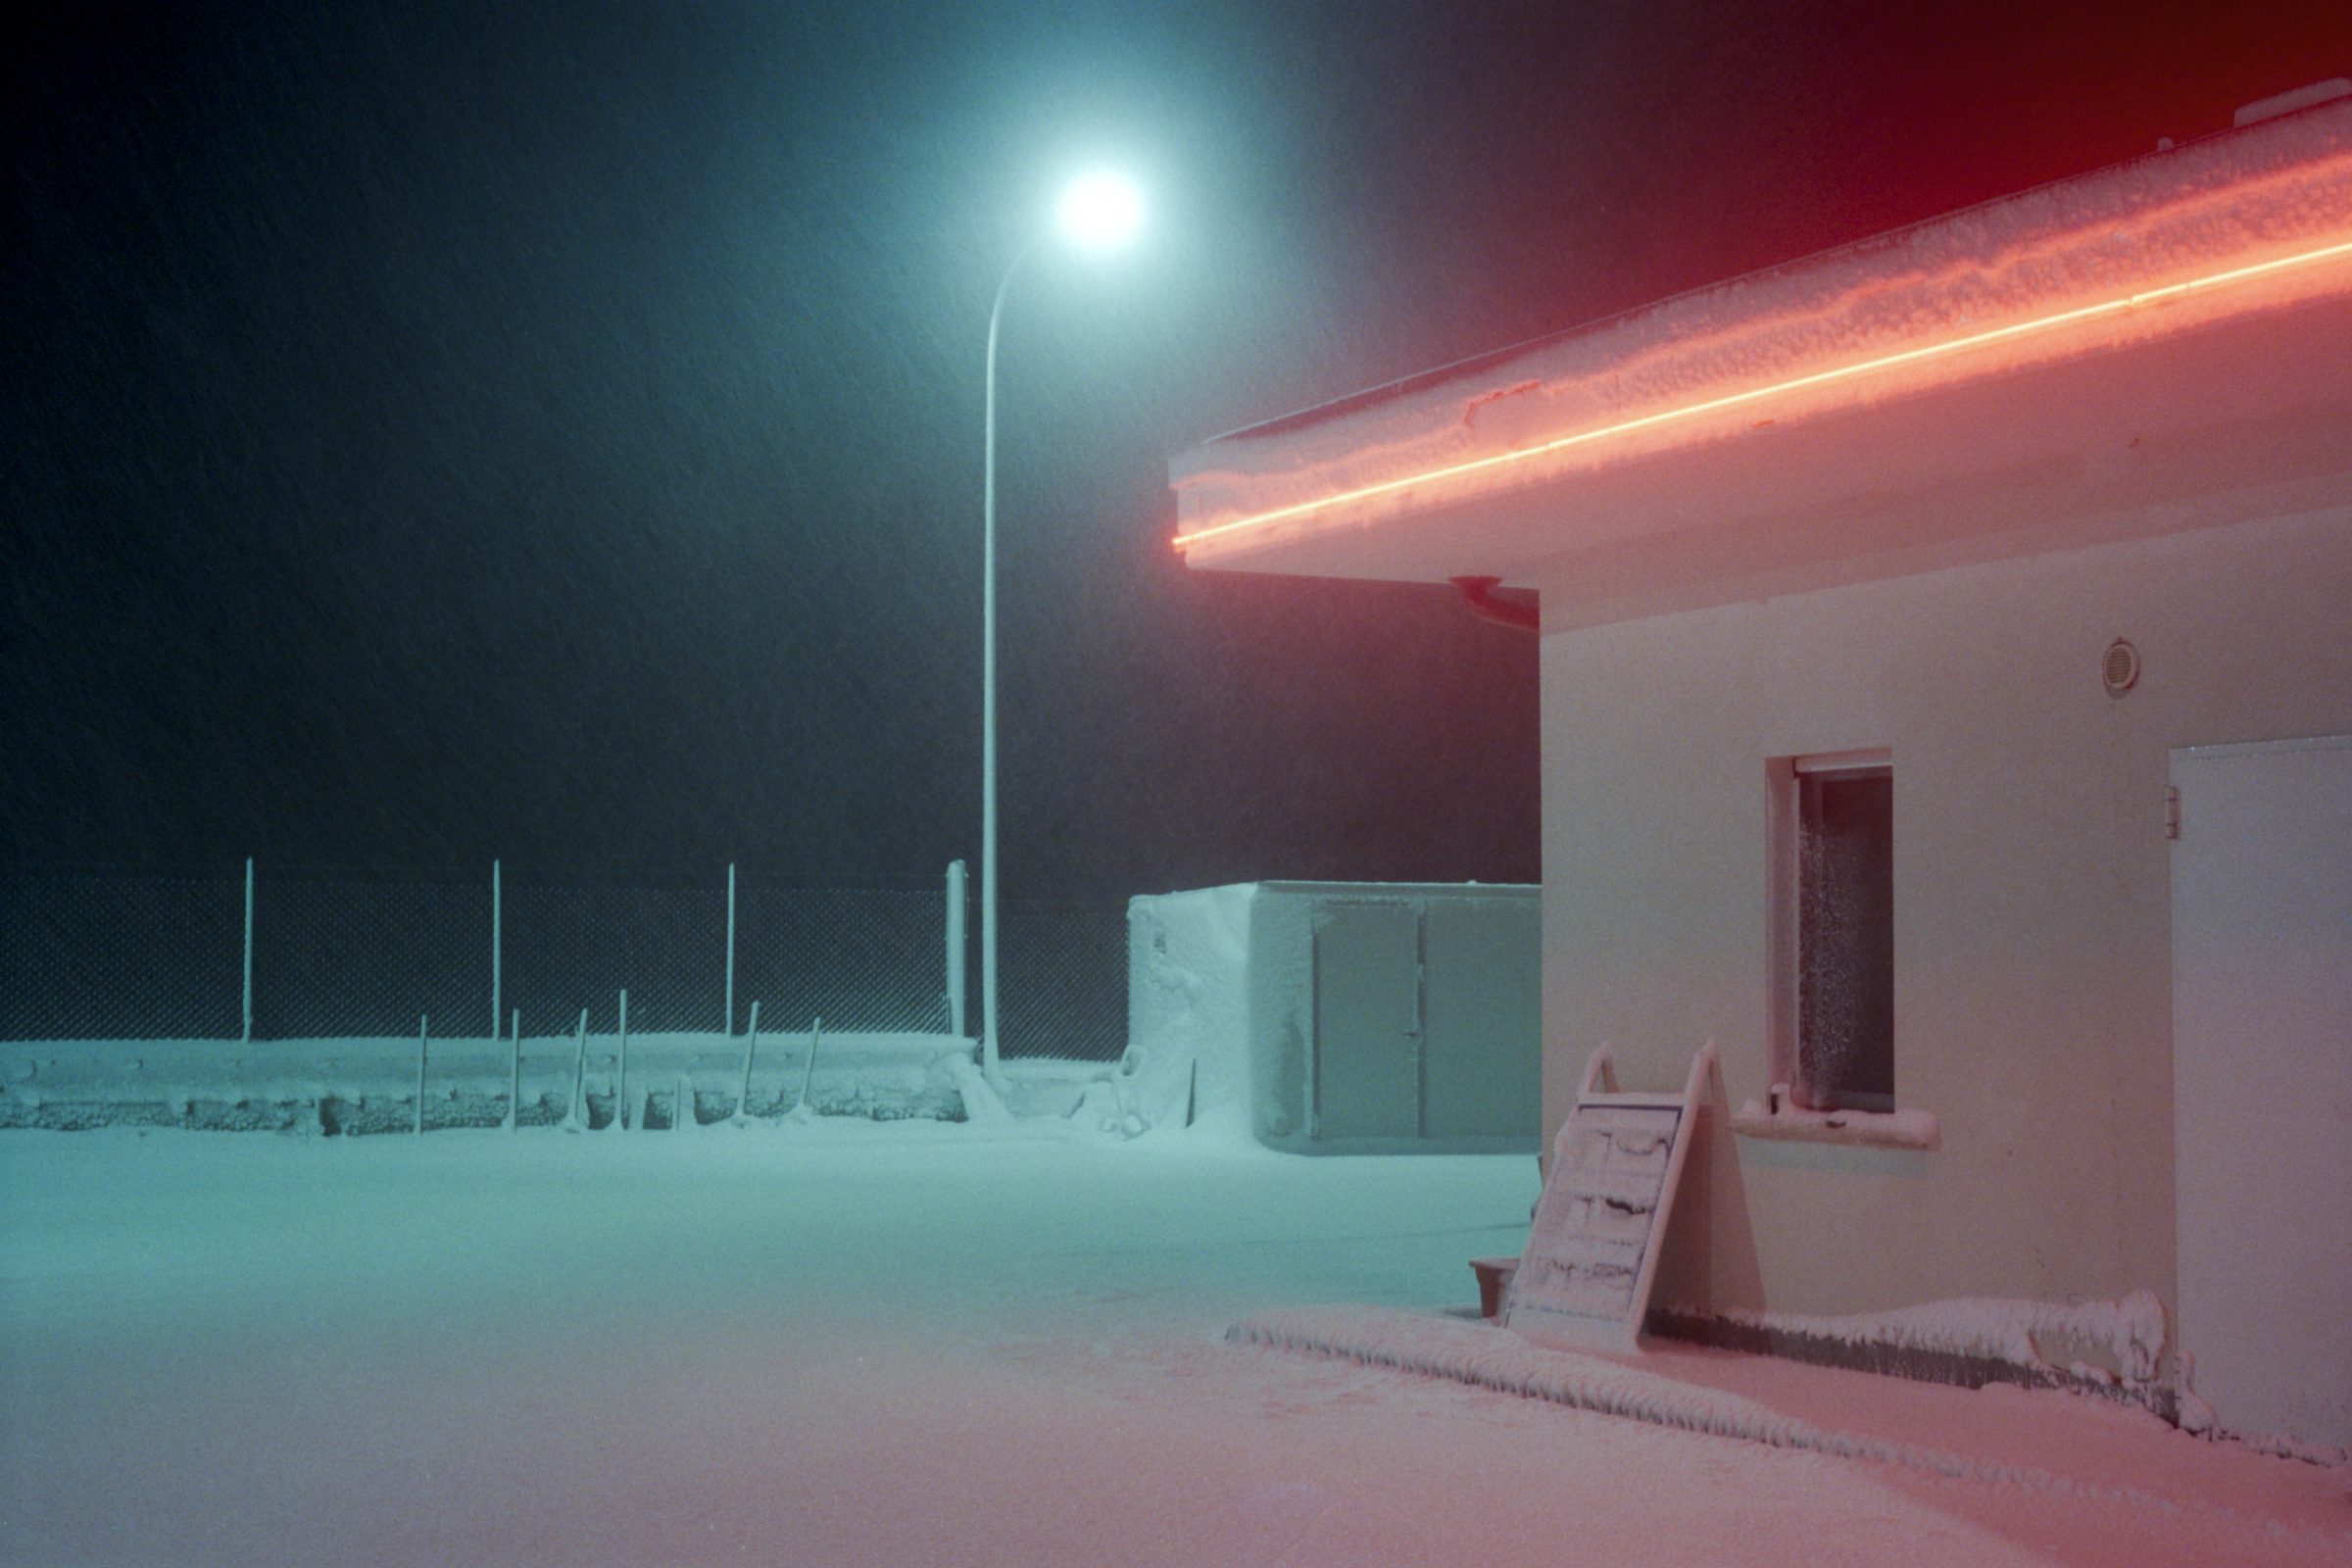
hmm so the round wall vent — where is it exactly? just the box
[2103,638,2141,697]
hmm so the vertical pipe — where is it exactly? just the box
[1307,912,1322,1142]
[415,1015,428,1136]
[490,859,502,1043]
[724,862,737,1039]
[506,1007,522,1132]
[616,988,630,1131]
[240,858,255,1047]
[1414,904,1429,1141]
[944,859,967,1041]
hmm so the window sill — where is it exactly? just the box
[1733,1098,1939,1152]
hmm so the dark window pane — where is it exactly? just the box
[1797,769,1893,1111]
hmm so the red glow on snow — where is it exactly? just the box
[1173,235,2352,555]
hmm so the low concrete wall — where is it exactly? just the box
[0,1031,974,1134]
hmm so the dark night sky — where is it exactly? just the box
[7,1,2349,896]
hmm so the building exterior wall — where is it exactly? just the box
[1537,505,2352,1322]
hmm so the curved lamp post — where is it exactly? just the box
[981,172,1143,1090]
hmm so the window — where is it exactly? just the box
[1773,753,1893,1113]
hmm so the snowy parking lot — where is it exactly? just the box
[2,1122,2344,1566]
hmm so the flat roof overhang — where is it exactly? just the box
[1170,95,2352,628]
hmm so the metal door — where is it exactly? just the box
[1311,901,1421,1138]
[1421,898,1541,1138]
[2170,735,2352,1452]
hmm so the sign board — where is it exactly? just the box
[1503,1044,1711,1352]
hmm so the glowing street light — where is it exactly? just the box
[1056,172,1145,252]
[979,172,1143,1091]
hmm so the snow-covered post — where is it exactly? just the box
[504,1007,521,1132]
[797,1016,822,1113]
[673,1073,693,1135]
[616,988,630,1130]
[564,1008,588,1132]
[415,1015,428,1136]
[723,862,737,1039]
[733,1000,760,1125]
[240,858,255,1047]
[490,859,502,1043]
[944,859,966,1041]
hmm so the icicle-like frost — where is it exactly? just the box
[1228,1306,2200,1514]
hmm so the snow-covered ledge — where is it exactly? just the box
[1732,1096,1939,1151]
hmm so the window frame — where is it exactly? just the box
[1768,748,1894,1114]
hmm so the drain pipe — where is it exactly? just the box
[1450,576,1540,633]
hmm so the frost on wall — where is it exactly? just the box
[0,1032,971,1134]
[1109,886,1255,1143]
[1707,1291,2170,1385]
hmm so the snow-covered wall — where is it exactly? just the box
[1542,503,2352,1337]
[1123,884,1258,1141]
[0,1031,973,1133]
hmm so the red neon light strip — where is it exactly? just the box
[1174,234,2352,553]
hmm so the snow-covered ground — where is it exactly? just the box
[2,1123,2343,1566]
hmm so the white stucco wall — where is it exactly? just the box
[1538,506,2352,1322]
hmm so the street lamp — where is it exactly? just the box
[980,170,1143,1092]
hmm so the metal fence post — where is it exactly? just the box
[564,1008,588,1132]
[734,999,760,1124]
[798,1015,822,1112]
[617,987,629,1130]
[490,859,502,1042]
[240,858,255,1046]
[945,859,966,1041]
[9,860,1128,1071]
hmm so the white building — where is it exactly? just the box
[1171,87,2352,1452]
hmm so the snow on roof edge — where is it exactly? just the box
[1176,90,2352,514]
[1185,93,2352,461]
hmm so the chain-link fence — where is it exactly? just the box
[506,879,729,1038]
[998,899,1131,1061]
[740,886,954,1036]
[0,867,244,1041]
[0,863,1129,1060]
[254,870,490,1040]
